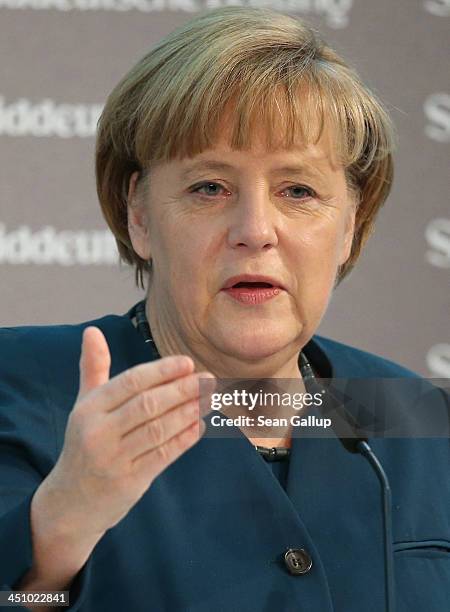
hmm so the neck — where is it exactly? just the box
[249,434,293,449]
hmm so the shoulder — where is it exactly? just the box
[0,312,124,367]
[0,308,148,453]
[0,302,155,390]
[310,334,421,378]
[310,334,449,442]
[0,310,127,342]
[0,305,146,390]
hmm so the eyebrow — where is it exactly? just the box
[180,161,237,181]
[180,160,327,180]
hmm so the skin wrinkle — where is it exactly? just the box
[180,160,332,183]
[126,118,356,385]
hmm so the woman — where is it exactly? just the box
[1,6,449,612]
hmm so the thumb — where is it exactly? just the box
[78,326,111,399]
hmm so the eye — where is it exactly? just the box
[189,182,227,197]
[189,181,316,200]
[282,185,316,200]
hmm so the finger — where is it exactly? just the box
[78,327,111,400]
[132,417,206,473]
[81,354,196,414]
[112,372,216,436]
[121,397,202,460]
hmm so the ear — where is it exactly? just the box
[339,201,356,266]
[127,170,151,261]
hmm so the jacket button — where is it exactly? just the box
[284,548,313,575]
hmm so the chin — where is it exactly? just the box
[216,325,297,362]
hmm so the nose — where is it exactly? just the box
[227,189,279,251]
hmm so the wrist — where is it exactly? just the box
[30,478,104,574]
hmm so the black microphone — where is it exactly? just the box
[312,379,396,612]
[343,437,395,612]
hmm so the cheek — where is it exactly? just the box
[289,222,343,324]
[293,222,343,277]
[157,221,211,289]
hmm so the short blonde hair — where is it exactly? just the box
[95,6,395,290]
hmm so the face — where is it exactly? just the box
[127,120,356,377]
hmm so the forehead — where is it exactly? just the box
[175,146,338,183]
[173,139,341,185]
[176,99,342,173]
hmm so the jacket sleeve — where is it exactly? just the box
[0,327,93,611]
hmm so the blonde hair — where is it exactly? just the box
[95,6,395,290]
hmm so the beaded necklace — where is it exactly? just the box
[134,299,321,463]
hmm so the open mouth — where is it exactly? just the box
[222,282,282,305]
[232,281,274,288]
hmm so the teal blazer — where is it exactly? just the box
[0,302,449,611]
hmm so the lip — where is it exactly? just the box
[221,274,286,290]
[222,285,282,306]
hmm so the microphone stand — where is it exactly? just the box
[312,377,396,612]
[343,437,396,612]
